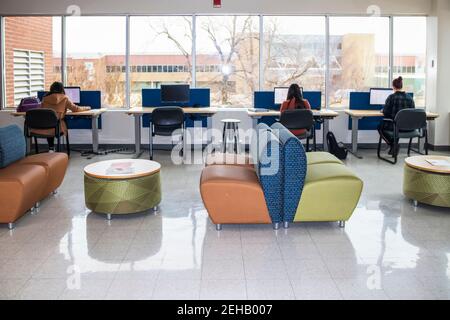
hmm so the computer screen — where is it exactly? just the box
[274,87,303,104]
[161,84,190,104]
[64,87,81,104]
[370,88,393,105]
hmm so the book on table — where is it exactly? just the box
[425,159,450,167]
[106,162,134,175]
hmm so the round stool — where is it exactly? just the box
[221,119,241,154]
[403,156,450,208]
[84,159,162,219]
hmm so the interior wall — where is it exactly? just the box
[428,0,450,147]
[0,0,432,15]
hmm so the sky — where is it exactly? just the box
[52,16,427,57]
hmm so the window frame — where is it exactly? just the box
[0,14,428,109]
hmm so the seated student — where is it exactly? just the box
[378,76,415,154]
[280,83,312,136]
[39,82,90,150]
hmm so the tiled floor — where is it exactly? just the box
[1,149,449,300]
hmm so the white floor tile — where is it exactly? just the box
[201,258,245,280]
[291,276,343,300]
[200,280,247,300]
[152,279,200,300]
[105,279,155,300]
[246,279,294,300]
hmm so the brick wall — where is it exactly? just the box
[4,16,56,107]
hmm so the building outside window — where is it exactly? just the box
[129,16,193,107]
[196,16,259,106]
[66,16,126,108]
[393,17,427,106]
[329,17,390,108]
[4,16,61,107]
[1,15,427,109]
[263,16,326,107]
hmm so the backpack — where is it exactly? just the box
[17,97,41,112]
[326,131,348,160]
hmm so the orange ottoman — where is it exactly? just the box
[0,164,46,228]
[200,165,271,230]
[15,152,68,199]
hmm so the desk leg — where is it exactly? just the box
[91,115,99,154]
[207,116,212,147]
[322,118,330,152]
[134,114,143,158]
[252,117,259,129]
[351,117,360,154]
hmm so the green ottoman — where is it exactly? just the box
[84,159,162,219]
[403,156,450,208]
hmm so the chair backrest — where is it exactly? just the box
[25,108,59,130]
[257,129,283,224]
[251,123,270,173]
[394,109,426,131]
[0,125,26,168]
[280,109,314,131]
[152,107,184,128]
[271,122,307,223]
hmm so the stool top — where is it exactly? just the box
[405,156,450,174]
[84,159,161,180]
[221,118,241,123]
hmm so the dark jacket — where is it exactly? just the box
[383,91,415,120]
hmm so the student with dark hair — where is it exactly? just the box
[378,76,415,154]
[280,84,312,136]
[38,82,90,150]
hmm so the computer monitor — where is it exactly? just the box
[274,86,303,104]
[369,88,393,106]
[64,87,81,104]
[161,84,190,104]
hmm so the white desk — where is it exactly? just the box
[344,109,439,156]
[126,107,218,158]
[247,109,339,151]
[9,108,107,154]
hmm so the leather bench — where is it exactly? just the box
[200,125,283,230]
[0,125,68,229]
[271,122,363,228]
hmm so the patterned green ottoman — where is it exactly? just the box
[403,156,450,208]
[84,159,161,219]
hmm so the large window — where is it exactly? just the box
[1,15,428,110]
[393,17,426,107]
[196,16,259,106]
[4,16,61,107]
[66,16,126,107]
[130,16,192,107]
[329,17,390,108]
[263,16,326,106]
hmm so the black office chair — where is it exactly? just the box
[24,108,70,155]
[150,107,185,160]
[280,109,316,151]
[377,109,428,164]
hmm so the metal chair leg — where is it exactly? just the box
[66,132,70,156]
[407,138,412,157]
[56,136,61,152]
[313,128,317,151]
[222,123,227,153]
[377,134,397,164]
[149,124,153,160]
[34,137,39,154]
